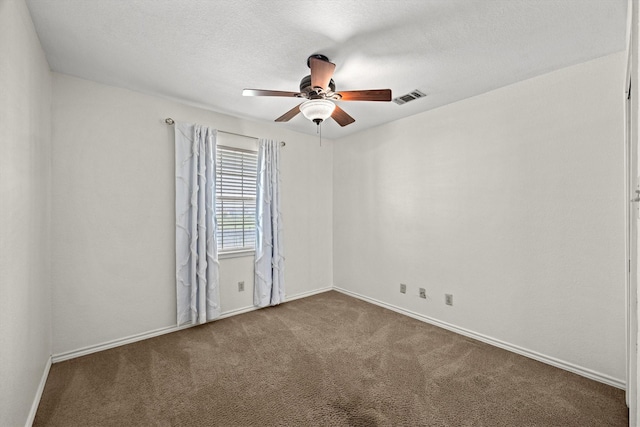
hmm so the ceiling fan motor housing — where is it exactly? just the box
[300,75,335,97]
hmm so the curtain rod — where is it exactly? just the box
[164,118,285,147]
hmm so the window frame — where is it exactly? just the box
[215,143,258,258]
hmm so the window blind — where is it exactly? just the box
[216,145,258,252]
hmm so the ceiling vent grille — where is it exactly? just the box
[393,89,427,105]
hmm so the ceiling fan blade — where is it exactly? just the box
[310,57,336,91]
[331,105,355,127]
[337,89,392,102]
[275,104,302,122]
[243,89,301,97]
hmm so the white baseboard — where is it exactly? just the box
[50,284,621,392]
[52,286,334,364]
[286,286,333,301]
[333,286,626,390]
[26,355,51,427]
[51,323,194,363]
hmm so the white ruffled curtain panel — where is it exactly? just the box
[254,139,285,308]
[175,122,221,325]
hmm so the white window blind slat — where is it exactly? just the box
[216,145,258,252]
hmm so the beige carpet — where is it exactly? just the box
[35,291,627,426]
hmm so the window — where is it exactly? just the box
[216,145,258,253]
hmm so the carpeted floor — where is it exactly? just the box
[34,290,628,426]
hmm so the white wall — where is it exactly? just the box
[51,74,333,355]
[0,0,52,425]
[333,52,627,383]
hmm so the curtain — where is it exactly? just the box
[254,139,285,307]
[175,122,221,325]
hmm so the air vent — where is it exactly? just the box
[393,89,427,105]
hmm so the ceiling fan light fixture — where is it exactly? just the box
[300,99,335,125]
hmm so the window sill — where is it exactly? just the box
[219,249,255,260]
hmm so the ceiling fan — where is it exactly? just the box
[242,54,392,127]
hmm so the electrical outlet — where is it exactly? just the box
[419,288,426,299]
[445,294,453,306]
[238,281,245,292]
[400,283,407,294]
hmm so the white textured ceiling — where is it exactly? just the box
[26,0,627,139]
